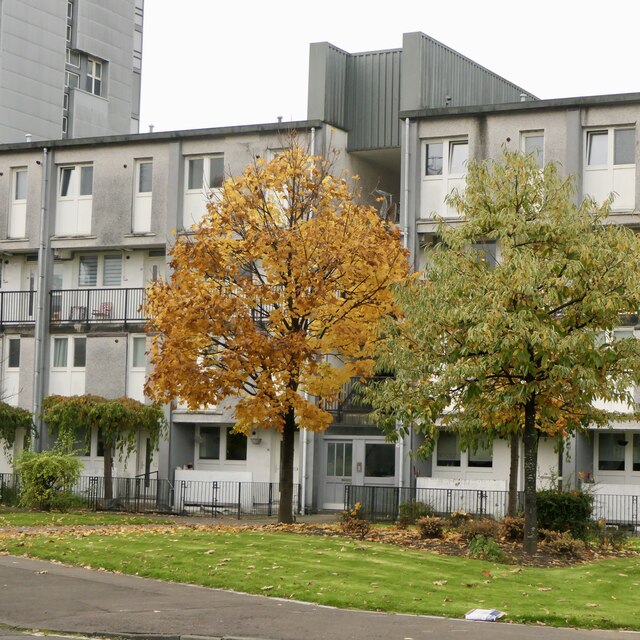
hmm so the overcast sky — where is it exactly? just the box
[139,0,639,133]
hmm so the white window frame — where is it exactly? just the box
[131,336,147,369]
[59,164,93,199]
[196,425,247,463]
[521,131,545,167]
[185,155,225,193]
[51,336,86,370]
[86,58,103,96]
[65,71,79,89]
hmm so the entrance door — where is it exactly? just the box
[322,440,353,509]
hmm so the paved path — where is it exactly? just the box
[0,555,637,640]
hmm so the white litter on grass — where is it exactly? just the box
[464,608,505,622]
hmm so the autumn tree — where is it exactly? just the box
[144,142,409,523]
[369,151,640,554]
[41,395,166,500]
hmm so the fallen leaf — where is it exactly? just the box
[433,580,447,586]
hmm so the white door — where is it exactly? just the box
[322,440,353,509]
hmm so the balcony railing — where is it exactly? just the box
[0,290,38,326]
[50,288,147,325]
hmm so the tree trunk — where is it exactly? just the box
[278,407,296,523]
[507,432,519,516]
[103,443,114,502]
[523,394,538,555]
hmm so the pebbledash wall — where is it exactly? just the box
[0,28,638,510]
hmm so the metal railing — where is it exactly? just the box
[344,484,640,532]
[0,473,301,518]
[50,288,146,324]
[0,291,38,326]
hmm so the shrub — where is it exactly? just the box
[449,510,472,527]
[341,502,371,539]
[15,449,83,511]
[416,515,446,539]
[501,516,525,542]
[541,530,586,558]
[536,489,593,540]
[397,500,435,527]
[467,535,505,562]
[458,517,501,542]
[589,520,628,551]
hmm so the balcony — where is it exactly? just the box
[0,291,38,326]
[50,288,147,325]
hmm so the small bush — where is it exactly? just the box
[537,489,593,540]
[0,483,20,507]
[589,520,628,551]
[502,516,525,542]
[541,530,586,558]
[416,515,446,539]
[341,502,371,539]
[15,449,82,511]
[449,510,472,527]
[397,500,435,527]
[467,535,505,562]
[458,517,501,542]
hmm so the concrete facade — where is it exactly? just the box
[0,0,143,144]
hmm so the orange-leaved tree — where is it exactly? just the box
[144,142,409,522]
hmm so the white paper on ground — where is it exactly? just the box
[464,608,505,622]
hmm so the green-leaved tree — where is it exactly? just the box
[370,151,640,554]
[41,395,166,501]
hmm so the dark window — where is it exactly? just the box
[96,428,105,457]
[364,443,395,477]
[598,432,626,471]
[200,426,220,460]
[209,157,225,188]
[226,427,247,461]
[8,339,20,368]
[425,143,443,176]
[73,337,86,367]
[468,438,493,468]
[437,432,461,467]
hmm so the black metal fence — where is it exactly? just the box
[344,484,640,532]
[0,291,38,326]
[50,288,146,324]
[0,473,300,518]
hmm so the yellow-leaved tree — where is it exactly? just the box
[144,142,409,522]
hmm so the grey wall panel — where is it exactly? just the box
[85,334,127,398]
[307,43,349,129]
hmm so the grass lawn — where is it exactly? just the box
[2,526,638,630]
[0,510,174,527]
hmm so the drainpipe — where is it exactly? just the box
[32,147,50,448]
[310,127,316,156]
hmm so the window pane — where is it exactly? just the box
[588,131,608,165]
[524,134,544,167]
[53,338,68,367]
[97,428,105,457]
[73,337,86,367]
[426,143,443,176]
[437,432,460,466]
[614,128,635,165]
[326,443,335,476]
[78,255,98,286]
[14,170,27,200]
[633,434,640,472]
[132,337,146,367]
[200,426,220,459]
[60,167,74,196]
[103,255,122,286]
[226,427,247,461]
[598,432,626,471]
[364,443,395,477]
[8,339,20,368]
[209,157,225,188]
[72,426,90,456]
[468,438,493,467]
[138,162,152,193]
[80,166,93,196]
[449,141,468,174]
[188,158,203,190]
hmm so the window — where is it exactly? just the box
[226,427,247,461]
[103,255,122,286]
[65,71,79,88]
[364,443,396,477]
[598,432,627,471]
[73,337,86,367]
[62,116,68,135]
[57,165,93,236]
[422,138,469,218]
[522,132,544,167]
[468,438,493,468]
[53,338,69,367]
[436,432,461,466]
[132,337,146,368]
[138,161,152,193]
[186,156,224,191]
[66,48,79,67]
[78,256,98,286]
[86,58,103,96]
[326,441,352,477]
[9,168,27,238]
[199,426,220,460]
[7,339,20,368]
[634,434,640,472]
[14,170,27,201]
